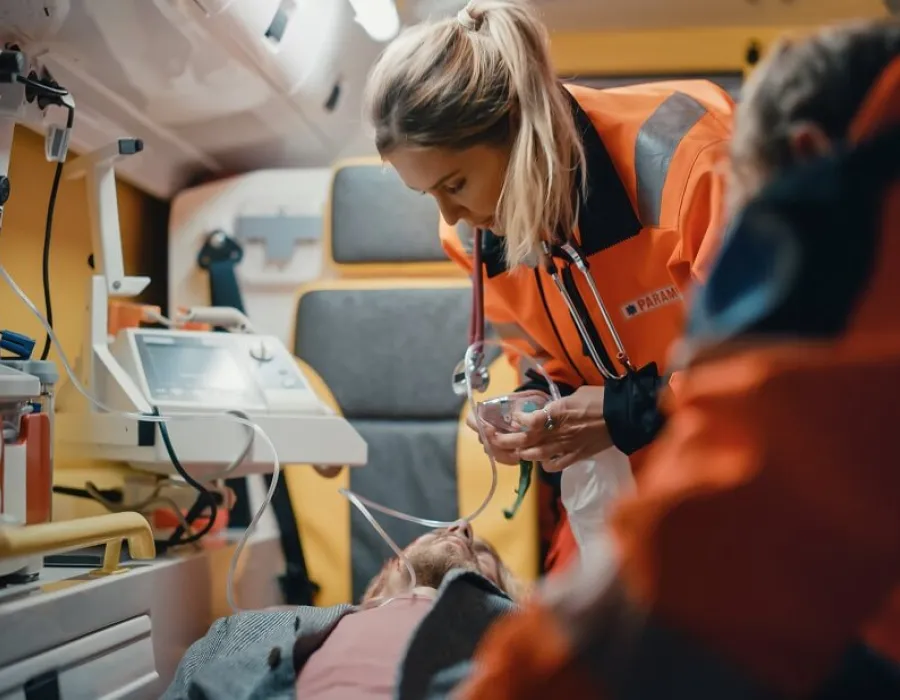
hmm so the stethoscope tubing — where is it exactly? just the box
[469,229,631,382]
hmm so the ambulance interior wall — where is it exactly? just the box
[1,125,169,516]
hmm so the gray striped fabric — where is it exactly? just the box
[162,569,515,700]
[161,605,353,700]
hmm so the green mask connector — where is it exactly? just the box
[503,400,539,520]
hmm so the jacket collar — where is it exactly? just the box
[482,89,642,278]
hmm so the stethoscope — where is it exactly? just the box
[452,228,634,397]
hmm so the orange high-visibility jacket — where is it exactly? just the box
[441,81,733,396]
[441,80,734,571]
[459,59,900,700]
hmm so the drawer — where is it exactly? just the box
[0,615,158,700]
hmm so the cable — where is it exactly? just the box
[39,106,74,361]
[54,480,231,550]
[343,489,416,593]
[82,481,197,543]
[156,408,251,547]
[151,404,218,547]
[0,262,279,614]
[15,74,68,98]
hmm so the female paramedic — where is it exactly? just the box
[363,0,733,571]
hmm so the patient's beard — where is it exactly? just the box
[406,541,480,590]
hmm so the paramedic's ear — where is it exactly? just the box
[788,122,833,162]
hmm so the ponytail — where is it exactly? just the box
[364,0,586,268]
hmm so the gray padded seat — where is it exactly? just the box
[329,164,446,264]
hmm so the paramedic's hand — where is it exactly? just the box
[491,386,613,472]
[466,411,520,465]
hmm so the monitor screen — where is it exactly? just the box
[137,335,263,406]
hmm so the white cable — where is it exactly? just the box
[0,263,275,614]
[343,490,416,593]
[142,308,175,328]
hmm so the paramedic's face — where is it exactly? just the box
[386,144,509,232]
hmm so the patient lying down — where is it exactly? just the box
[163,523,521,700]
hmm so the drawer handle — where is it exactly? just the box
[0,512,156,575]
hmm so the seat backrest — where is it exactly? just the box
[286,161,538,605]
[321,157,464,279]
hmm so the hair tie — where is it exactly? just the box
[457,5,482,31]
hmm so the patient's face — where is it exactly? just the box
[361,523,517,603]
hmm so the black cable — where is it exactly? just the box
[38,105,75,361]
[150,406,219,547]
[52,484,123,503]
[15,74,68,98]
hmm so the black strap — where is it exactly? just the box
[603,362,667,455]
[197,232,317,605]
[24,671,59,700]
[197,232,254,527]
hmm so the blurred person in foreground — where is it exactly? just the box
[460,18,900,700]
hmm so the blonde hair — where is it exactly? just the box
[363,0,587,268]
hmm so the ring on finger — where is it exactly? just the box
[542,407,556,432]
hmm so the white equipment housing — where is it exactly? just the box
[0,365,42,579]
[55,141,366,478]
[0,0,382,199]
[57,323,366,478]
[168,168,332,349]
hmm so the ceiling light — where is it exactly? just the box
[347,0,401,42]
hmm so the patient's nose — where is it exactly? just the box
[448,521,473,543]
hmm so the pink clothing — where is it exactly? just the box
[295,595,433,699]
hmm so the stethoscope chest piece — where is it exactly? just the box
[451,355,490,397]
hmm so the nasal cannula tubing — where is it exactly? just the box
[0,264,273,614]
[338,339,561,590]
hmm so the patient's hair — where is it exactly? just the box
[363,0,586,269]
[361,532,523,604]
[730,18,900,210]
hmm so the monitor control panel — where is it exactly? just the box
[121,329,322,414]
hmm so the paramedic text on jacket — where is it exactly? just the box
[363,0,733,572]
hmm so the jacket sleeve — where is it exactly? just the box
[663,138,730,401]
[668,138,730,291]
[439,225,579,398]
